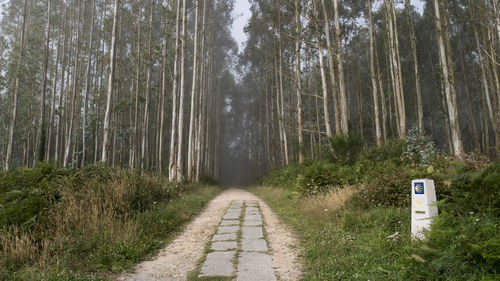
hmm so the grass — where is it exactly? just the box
[0,164,222,280]
[252,140,499,280]
[249,187,417,280]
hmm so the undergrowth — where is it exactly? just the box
[257,134,499,280]
[0,164,221,280]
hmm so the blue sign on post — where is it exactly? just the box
[414,182,424,195]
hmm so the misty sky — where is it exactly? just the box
[230,0,426,53]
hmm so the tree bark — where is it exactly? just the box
[175,0,187,180]
[333,0,348,134]
[433,0,464,156]
[277,1,289,165]
[385,0,406,138]
[159,2,171,174]
[132,5,142,168]
[47,0,64,163]
[37,0,52,162]
[141,0,155,171]
[405,0,424,133]
[81,0,95,167]
[295,0,304,163]
[368,0,382,147]
[469,0,500,153]
[169,0,181,182]
[5,0,28,170]
[320,0,340,135]
[101,0,120,163]
[64,0,82,167]
[196,0,208,181]
[188,0,200,180]
[312,0,333,138]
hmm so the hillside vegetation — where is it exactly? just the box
[253,133,499,280]
[0,165,221,280]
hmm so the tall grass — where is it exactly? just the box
[0,165,221,280]
[299,185,358,217]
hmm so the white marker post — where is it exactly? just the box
[411,179,438,240]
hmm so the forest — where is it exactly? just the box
[0,0,236,183]
[234,0,500,180]
[0,0,499,279]
[0,0,499,180]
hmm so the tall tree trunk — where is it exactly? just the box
[356,57,364,141]
[433,0,464,156]
[94,17,105,164]
[101,0,120,163]
[405,0,424,132]
[385,0,406,138]
[295,0,304,163]
[195,0,208,181]
[36,0,52,162]
[188,0,200,180]
[277,1,289,165]
[333,0,348,134]
[159,3,170,174]
[312,0,333,138]
[5,0,28,170]
[169,0,181,182]
[469,0,500,153]
[374,35,387,141]
[55,1,69,165]
[384,11,397,138]
[62,22,75,165]
[176,0,188,180]
[392,0,406,137]
[368,0,382,147]
[141,0,155,171]
[82,0,95,167]
[132,5,142,168]
[320,0,341,135]
[47,1,63,163]
[64,0,82,167]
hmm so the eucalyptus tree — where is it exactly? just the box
[367,0,382,147]
[37,0,52,163]
[102,0,120,163]
[4,0,28,170]
[433,0,464,157]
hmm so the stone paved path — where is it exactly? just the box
[199,200,277,281]
[117,188,301,281]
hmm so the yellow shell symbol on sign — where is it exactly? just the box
[415,183,424,194]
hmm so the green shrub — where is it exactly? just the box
[402,127,438,166]
[399,162,500,279]
[348,164,426,208]
[362,139,406,162]
[263,163,306,188]
[323,133,363,164]
[0,163,70,227]
[402,212,499,280]
[0,163,70,193]
[0,166,221,280]
[295,161,361,196]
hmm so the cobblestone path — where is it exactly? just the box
[199,200,276,281]
[118,188,300,281]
